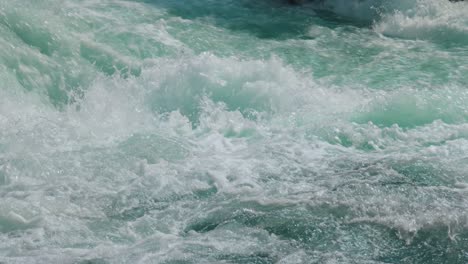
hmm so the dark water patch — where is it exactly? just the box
[331,219,468,264]
[377,224,468,264]
[184,200,468,262]
[105,197,171,222]
[75,258,109,264]
[185,202,351,246]
[391,159,455,187]
[162,260,193,264]
[308,7,373,28]
[105,186,217,222]
[333,157,460,189]
[145,0,322,39]
[215,252,276,264]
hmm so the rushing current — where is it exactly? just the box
[0,0,468,263]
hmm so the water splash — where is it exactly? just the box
[1,0,468,263]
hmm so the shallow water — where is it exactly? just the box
[0,0,468,263]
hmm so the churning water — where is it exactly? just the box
[0,0,468,263]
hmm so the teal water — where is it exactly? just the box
[0,0,468,263]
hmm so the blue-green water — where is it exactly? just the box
[0,0,468,263]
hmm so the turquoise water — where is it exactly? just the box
[0,0,468,263]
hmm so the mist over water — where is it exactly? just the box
[1,0,468,263]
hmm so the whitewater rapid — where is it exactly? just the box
[1,0,468,263]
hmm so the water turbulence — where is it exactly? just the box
[0,0,468,263]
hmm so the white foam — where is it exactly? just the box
[373,0,468,42]
[1,0,467,261]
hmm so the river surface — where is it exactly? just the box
[1,0,468,263]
